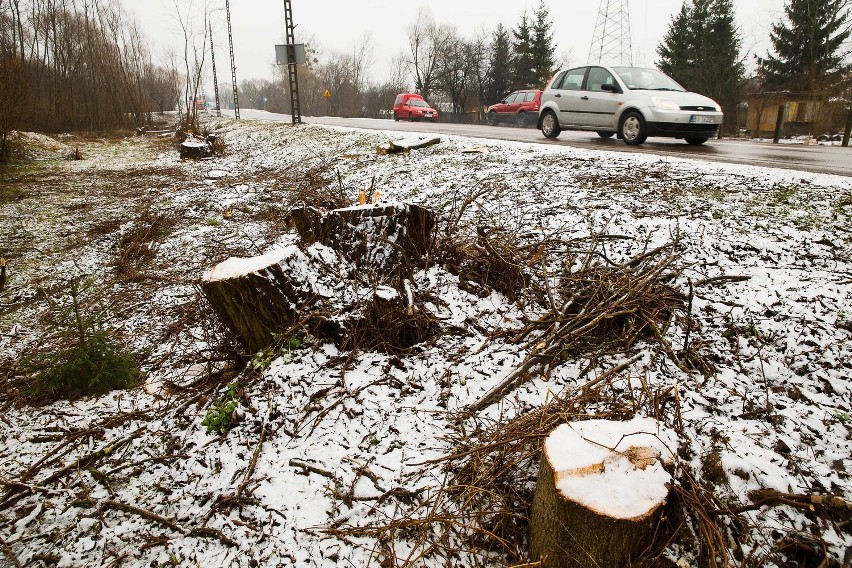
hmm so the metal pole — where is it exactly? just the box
[225,0,240,119]
[283,0,302,124]
[843,102,851,148]
[209,21,221,118]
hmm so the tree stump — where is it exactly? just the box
[529,417,677,568]
[180,137,211,159]
[290,203,435,275]
[200,245,327,353]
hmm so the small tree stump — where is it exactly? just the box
[200,245,326,353]
[180,137,211,159]
[529,417,676,568]
[290,203,435,274]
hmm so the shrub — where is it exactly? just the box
[24,278,140,402]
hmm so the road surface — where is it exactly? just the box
[234,110,851,177]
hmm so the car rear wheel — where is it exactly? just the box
[487,111,498,126]
[393,112,399,122]
[596,131,615,139]
[541,111,560,139]
[685,137,708,146]
[620,111,647,145]
[517,112,528,128]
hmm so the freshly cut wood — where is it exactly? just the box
[529,417,676,568]
[376,135,441,155]
[290,203,435,273]
[200,245,326,353]
[180,137,211,159]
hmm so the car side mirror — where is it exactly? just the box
[601,83,620,93]
[500,100,507,104]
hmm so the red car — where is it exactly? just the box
[393,93,439,122]
[486,89,542,127]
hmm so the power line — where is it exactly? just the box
[588,0,633,66]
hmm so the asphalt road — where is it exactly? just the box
[236,110,851,177]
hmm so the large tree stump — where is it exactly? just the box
[529,417,676,568]
[200,245,329,353]
[290,203,435,274]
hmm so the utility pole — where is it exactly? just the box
[225,0,240,119]
[588,0,632,66]
[209,21,222,118]
[283,0,302,124]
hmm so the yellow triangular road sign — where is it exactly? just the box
[323,89,331,98]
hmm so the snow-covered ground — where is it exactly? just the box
[0,118,850,567]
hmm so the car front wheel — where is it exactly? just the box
[685,137,708,146]
[541,111,561,139]
[487,111,498,126]
[620,111,647,145]
[596,131,615,139]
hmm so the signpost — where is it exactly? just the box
[323,89,331,116]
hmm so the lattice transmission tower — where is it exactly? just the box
[588,0,633,66]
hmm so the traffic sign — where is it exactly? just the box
[323,89,332,99]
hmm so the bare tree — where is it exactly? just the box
[407,7,452,101]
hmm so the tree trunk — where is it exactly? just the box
[529,418,676,568]
[200,246,324,353]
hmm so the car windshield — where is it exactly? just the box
[612,67,685,92]
[409,100,429,108]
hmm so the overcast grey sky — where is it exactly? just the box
[126,0,787,84]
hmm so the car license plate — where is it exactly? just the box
[690,115,714,124]
[425,112,433,117]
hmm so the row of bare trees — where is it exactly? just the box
[0,0,181,157]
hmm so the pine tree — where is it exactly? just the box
[656,0,745,133]
[657,4,693,85]
[512,13,536,89]
[488,24,513,103]
[758,0,851,93]
[531,1,556,87]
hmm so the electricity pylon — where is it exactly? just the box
[588,0,633,66]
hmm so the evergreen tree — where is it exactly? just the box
[511,13,536,89]
[487,24,513,103]
[656,0,745,134]
[657,4,693,85]
[758,0,851,93]
[531,1,556,87]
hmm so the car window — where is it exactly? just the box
[409,99,429,107]
[587,67,616,92]
[524,92,536,102]
[505,93,520,103]
[558,68,586,90]
[612,67,685,91]
[394,96,402,105]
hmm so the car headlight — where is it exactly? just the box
[652,97,680,111]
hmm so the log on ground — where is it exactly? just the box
[529,417,677,568]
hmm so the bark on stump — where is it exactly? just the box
[290,203,435,274]
[180,137,211,159]
[200,246,324,353]
[529,417,676,568]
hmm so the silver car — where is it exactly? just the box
[537,65,723,145]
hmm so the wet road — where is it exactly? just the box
[237,110,851,177]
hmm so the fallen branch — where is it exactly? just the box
[289,459,336,480]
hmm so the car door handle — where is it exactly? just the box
[555,93,561,98]
[581,96,589,100]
